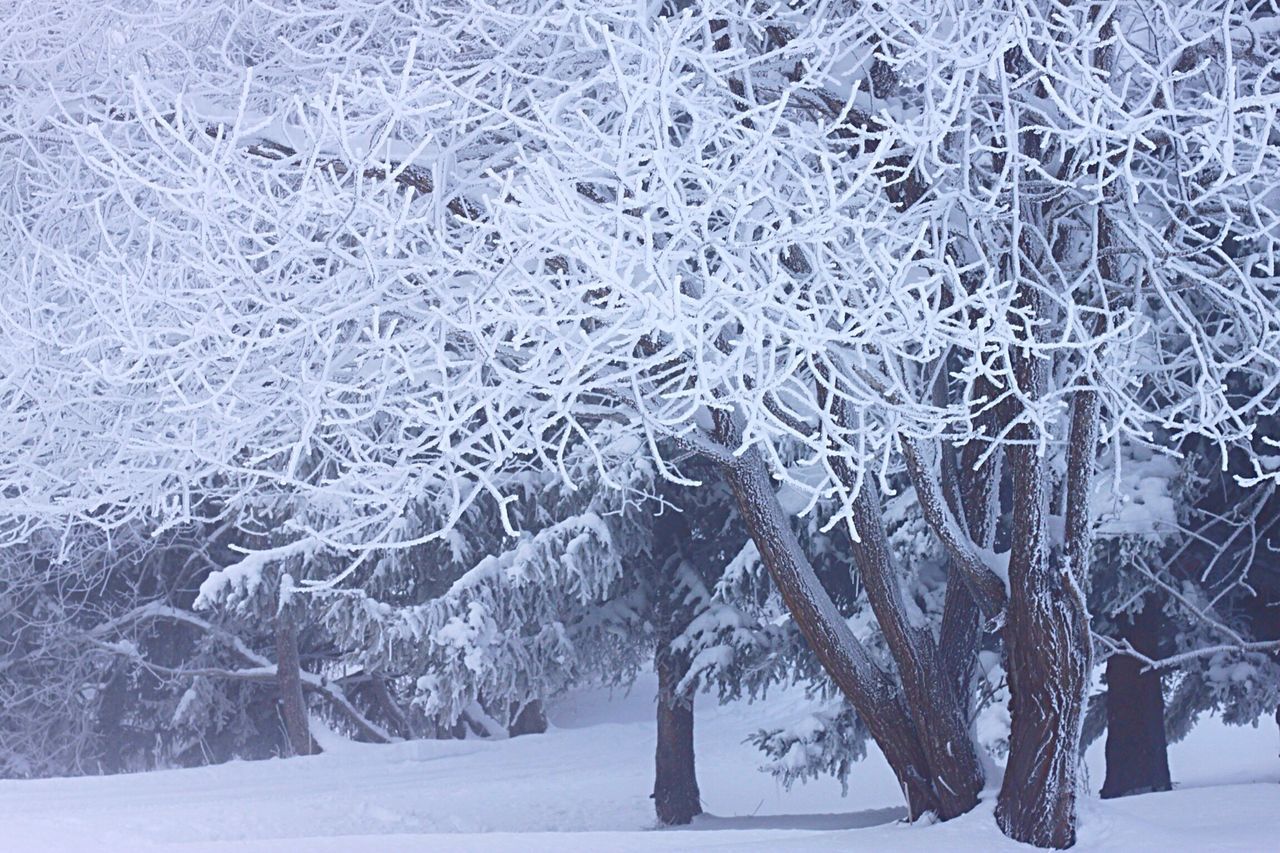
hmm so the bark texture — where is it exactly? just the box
[937,577,982,720]
[1100,601,1171,798]
[844,477,984,819]
[720,447,941,820]
[275,601,318,757]
[996,385,1095,848]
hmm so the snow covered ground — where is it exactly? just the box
[3,677,1276,852]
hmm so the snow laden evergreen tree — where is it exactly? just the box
[1085,441,1188,798]
[635,459,754,825]
[312,449,650,743]
[0,519,302,777]
[1089,431,1280,799]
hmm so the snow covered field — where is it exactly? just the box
[3,676,1275,852]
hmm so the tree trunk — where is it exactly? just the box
[938,440,1003,713]
[508,700,548,737]
[843,477,984,819]
[650,491,704,825]
[370,676,412,739]
[1100,601,1171,798]
[938,579,982,720]
[654,634,701,825]
[996,386,1095,848]
[275,600,317,757]
[719,448,941,820]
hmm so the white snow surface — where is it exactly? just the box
[2,676,1276,852]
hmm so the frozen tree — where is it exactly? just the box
[2,3,1278,849]
[434,2,1279,844]
[1,0,543,544]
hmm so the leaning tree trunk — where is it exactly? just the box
[276,597,318,757]
[996,385,1096,848]
[843,477,985,819]
[1100,599,1171,798]
[719,446,941,819]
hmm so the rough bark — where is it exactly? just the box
[1100,601,1171,798]
[843,476,984,819]
[719,447,941,820]
[937,579,983,720]
[275,601,318,757]
[996,384,1095,848]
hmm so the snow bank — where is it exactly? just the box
[2,675,1275,852]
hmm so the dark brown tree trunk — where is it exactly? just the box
[654,636,701,825]
[1100,601,1171,798]
[650,489,704,825]
[276,600,317,757]
[996,385,1095,848]
[719,448,941,820]
[508,700,548,737]
[843,478,985,819]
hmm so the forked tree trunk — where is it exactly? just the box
[276,600,318,757]
[719,448,941,819]
[844,478,984,819]
[996,385,1096,848]
[1100,601,1171,798]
